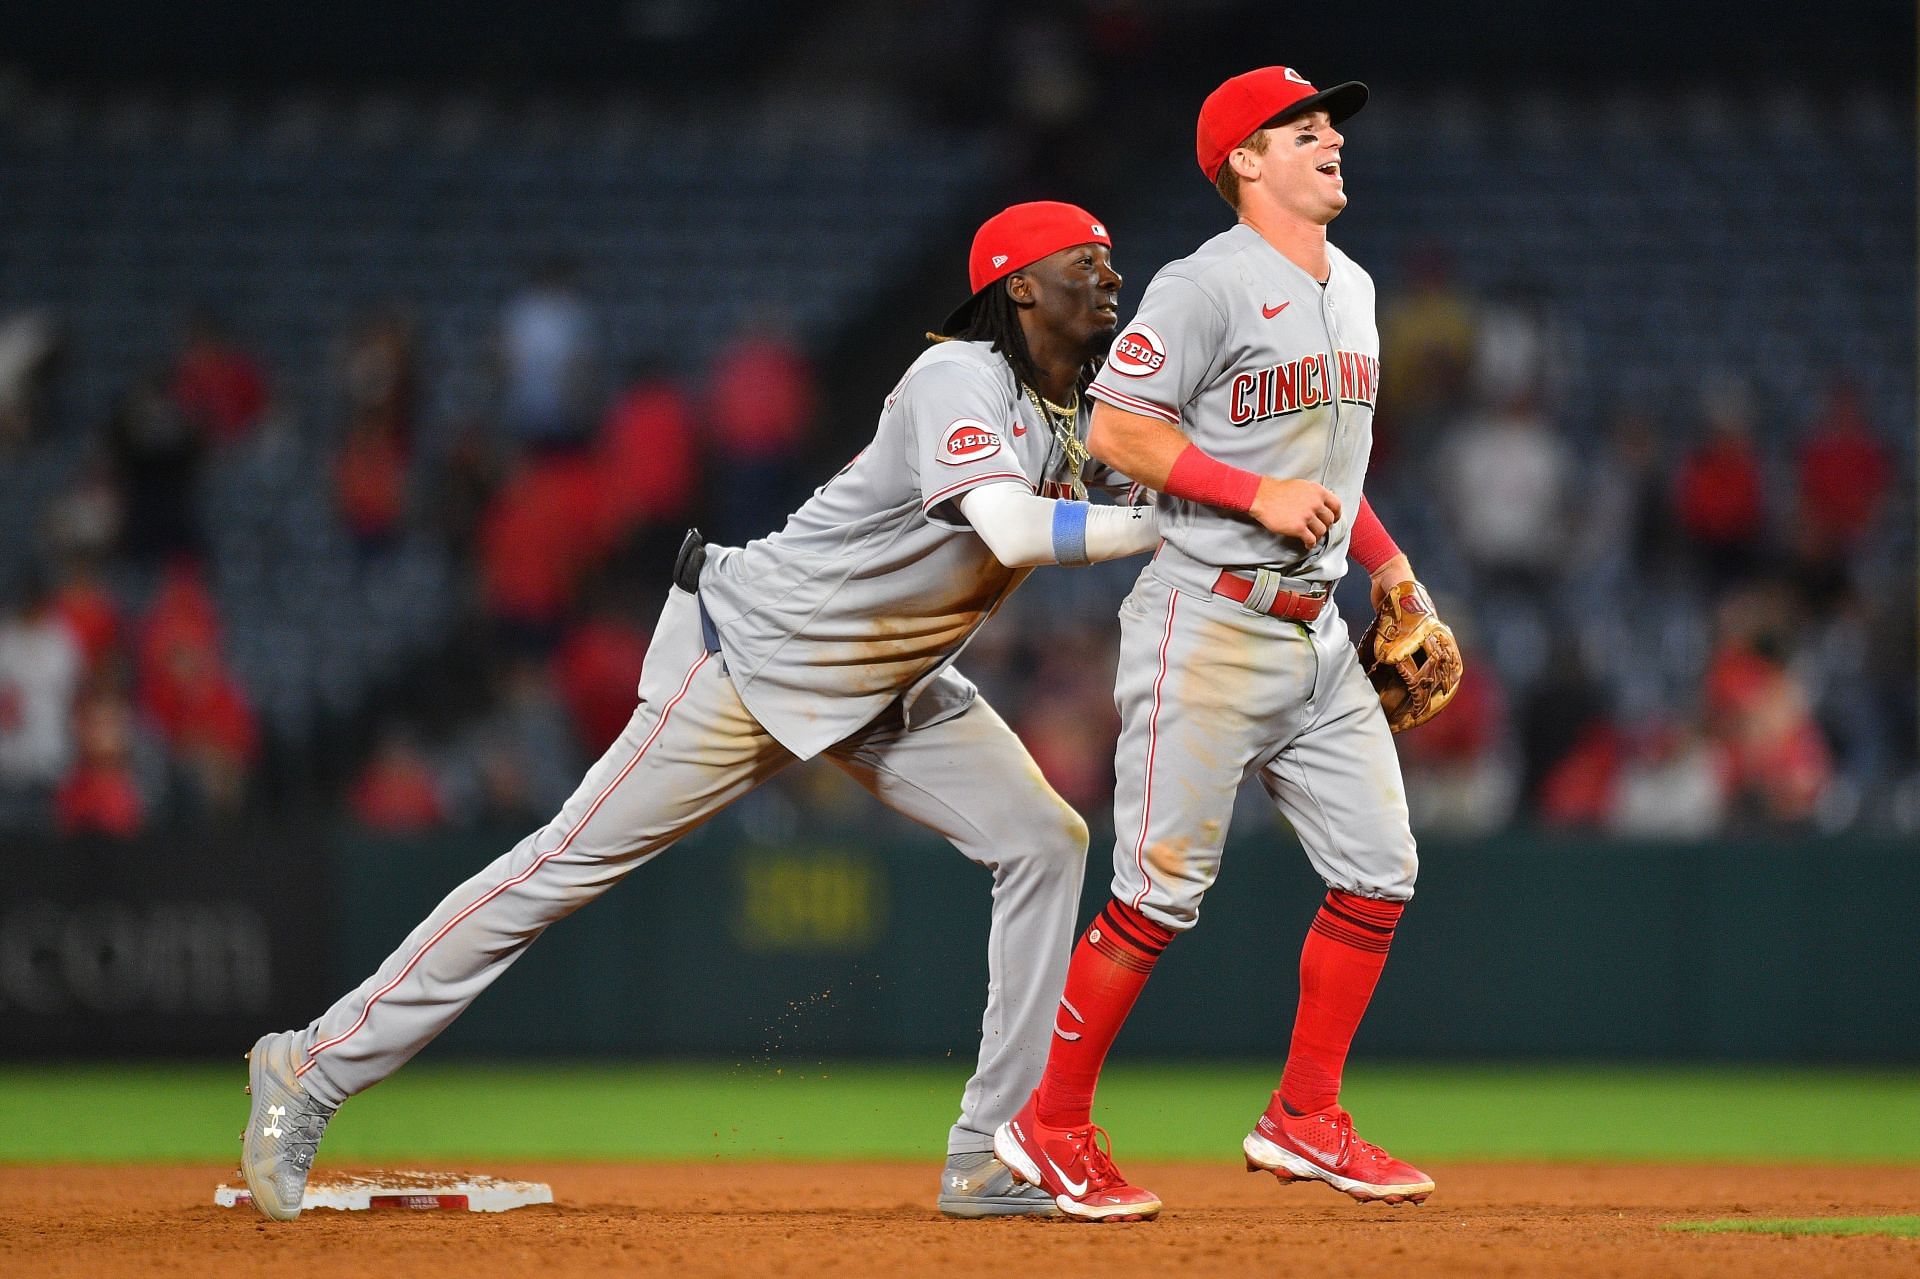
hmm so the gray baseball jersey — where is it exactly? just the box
[1088,227,1413,930]
[1087,226,1380,598]
[701,339,1091,761]
[280,338,1107,1160]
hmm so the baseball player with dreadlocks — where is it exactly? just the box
[240,202,1156,1222]
[994,68,1463,1221]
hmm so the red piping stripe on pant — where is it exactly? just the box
[1129,589,1178,911]
[297,650,714,1077]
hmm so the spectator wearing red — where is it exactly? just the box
[49,559,121,675]
[349,727,444,832]
[135,565,223,693]
[598,368,700,540]
[142,645,254,755]
[170,308,268,446]
[1796,374,1893,557]
[1703,640,1832,824]
[55,686,144,837]
[135,566,258,813]
[1672,377,1766,582]
[335,412,410,549]
[707,323,819,542]
[477,454,613,648]
[551,606,651,755]
[1536,719,1626,828]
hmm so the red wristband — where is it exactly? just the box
[1163,444,1262,514]
[1348,496,1402,573]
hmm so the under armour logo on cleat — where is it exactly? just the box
[262,1104,286,1139]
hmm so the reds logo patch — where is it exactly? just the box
[939,418,1002,465]
[1108,325,1166,378]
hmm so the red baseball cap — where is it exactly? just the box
[939,200,1112,336]
[1196,66,1368,181]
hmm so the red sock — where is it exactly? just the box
[1033,899,1174,1128]
[1278,890,1404,1115]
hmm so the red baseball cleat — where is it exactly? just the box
[1243,1095,1435,1204]
[993,1095,1162,1222]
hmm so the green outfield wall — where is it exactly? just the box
[6,824,1916,1061]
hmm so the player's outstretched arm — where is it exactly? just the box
[1087,401,1342,549]
[957,482,1159,569]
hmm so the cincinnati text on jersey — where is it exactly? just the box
[1228,350,1380,425]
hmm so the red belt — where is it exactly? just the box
[1212,570,1328,622]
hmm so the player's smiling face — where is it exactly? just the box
[1257,110,1346,224]
[1012,242,1124,359]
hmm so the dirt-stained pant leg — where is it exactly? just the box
[293,589,796,1107]
[1107,574,1322,932]
[826,697,1088,1155]
[1256,620,1418,901]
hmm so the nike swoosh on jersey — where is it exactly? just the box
[1262,302,1290,318]
[1012,421,1028,436]
[1044,1153,1089,1197]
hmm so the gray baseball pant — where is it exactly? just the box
[1108,571,1418,932]
[291,587,1087,1155]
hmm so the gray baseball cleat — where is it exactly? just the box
[240,1030,337,1221]
[936,1150,1063,1218]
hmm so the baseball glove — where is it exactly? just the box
[1358,579,1463,734]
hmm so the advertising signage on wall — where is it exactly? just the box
[0,830,330,1055]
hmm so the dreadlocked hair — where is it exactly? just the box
[927,278,1104,398]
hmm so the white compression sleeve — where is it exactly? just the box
[957,482,1160,569]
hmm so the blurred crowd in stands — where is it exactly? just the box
[1372,253,1909,839]
[0,243,1912,842]
[0,257,825,837]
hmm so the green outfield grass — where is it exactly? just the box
[2,1061,1916,1164]
[1669,1216,1920,1239]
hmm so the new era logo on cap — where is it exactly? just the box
[940,200,1116,336]
[964,202,1112,293]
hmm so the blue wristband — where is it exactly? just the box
[1051,500,1091,566]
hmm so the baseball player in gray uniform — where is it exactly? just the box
[240,202,1160,1222]
[994,68,1454,1221]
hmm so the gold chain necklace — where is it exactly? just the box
[1022,384,1088,500]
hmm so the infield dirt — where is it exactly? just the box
[4,1162,1916,1278]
